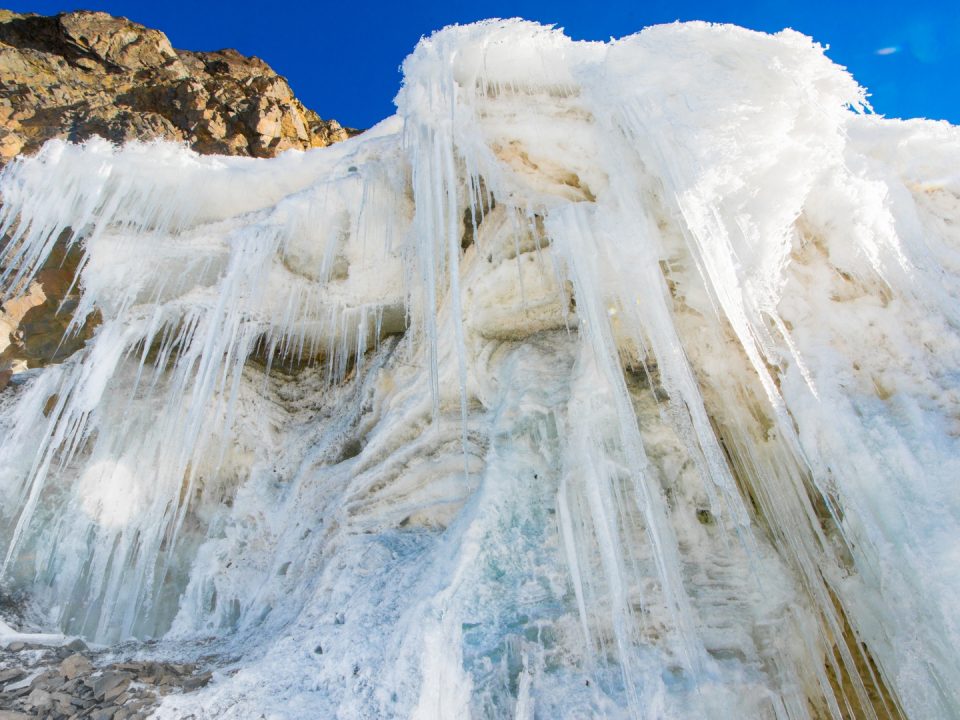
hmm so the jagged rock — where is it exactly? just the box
[0,668,24,683]
[0,10,354,164]
[28,669,59,689]
[0,281,45,356]
[0,235,99,371]
[0,129,22,160]
[87,670,132,701]
[1,685,31,700]
[57,10,179,71]
[0,710,32,719]
[90,706,118,720]
[104,681,131,702]
[50,690,74,713]
[113,707,144,720]
[59,652,92,680]
[63,638,88,653]
[181,671,212,691]
[23,686,52,709]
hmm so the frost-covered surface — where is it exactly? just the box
[1,19,959,720]
[0,617,75,648]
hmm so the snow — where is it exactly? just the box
[0,617,73,649]
[1,17,959,720]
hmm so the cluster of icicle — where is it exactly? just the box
[1,19,960,720]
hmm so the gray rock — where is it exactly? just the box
[64,638,89,653]
[2,684,31,699]
[90,706,119,720]
[59,652,93,679]
[60,676,85,692]
[181,671,212,691]
[50,689,74,714]
[89,670,132,701]
[0,668,24,683]
[0,710,33,719]
[113,702,151,720]
[69,693,95,708]
[24,686,52,709]
[28,669,60,689]
[104,677,132,702]
[112,662,143,674]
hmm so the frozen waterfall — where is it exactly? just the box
[2,18,960,720]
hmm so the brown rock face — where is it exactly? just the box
[0,9,356,371]
[0,9,355,162]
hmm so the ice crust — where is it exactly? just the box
[1,18,960,719]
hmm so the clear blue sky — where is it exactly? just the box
[6,1,959,129]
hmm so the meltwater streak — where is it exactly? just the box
[1,18,960,720]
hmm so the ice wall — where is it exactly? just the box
[1,18,959,720]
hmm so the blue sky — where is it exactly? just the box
[7,1,959,129]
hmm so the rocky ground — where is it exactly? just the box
[0,641,214,720]
[0,593,219,719]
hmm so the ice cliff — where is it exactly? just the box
[2,18,960,720]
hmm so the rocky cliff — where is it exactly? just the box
[0,9,354,379]
[0,9,353,162]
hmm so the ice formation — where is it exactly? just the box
[1,19,960,720]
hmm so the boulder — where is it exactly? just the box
[87,670,132,701]
[23,686,52,710]
[59,652,93,679]
[0,667,24,684]
[58,10,180,70]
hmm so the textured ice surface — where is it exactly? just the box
[2,19,960,720]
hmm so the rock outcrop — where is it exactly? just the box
[0,9,353,162]
[0,9,355,372]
